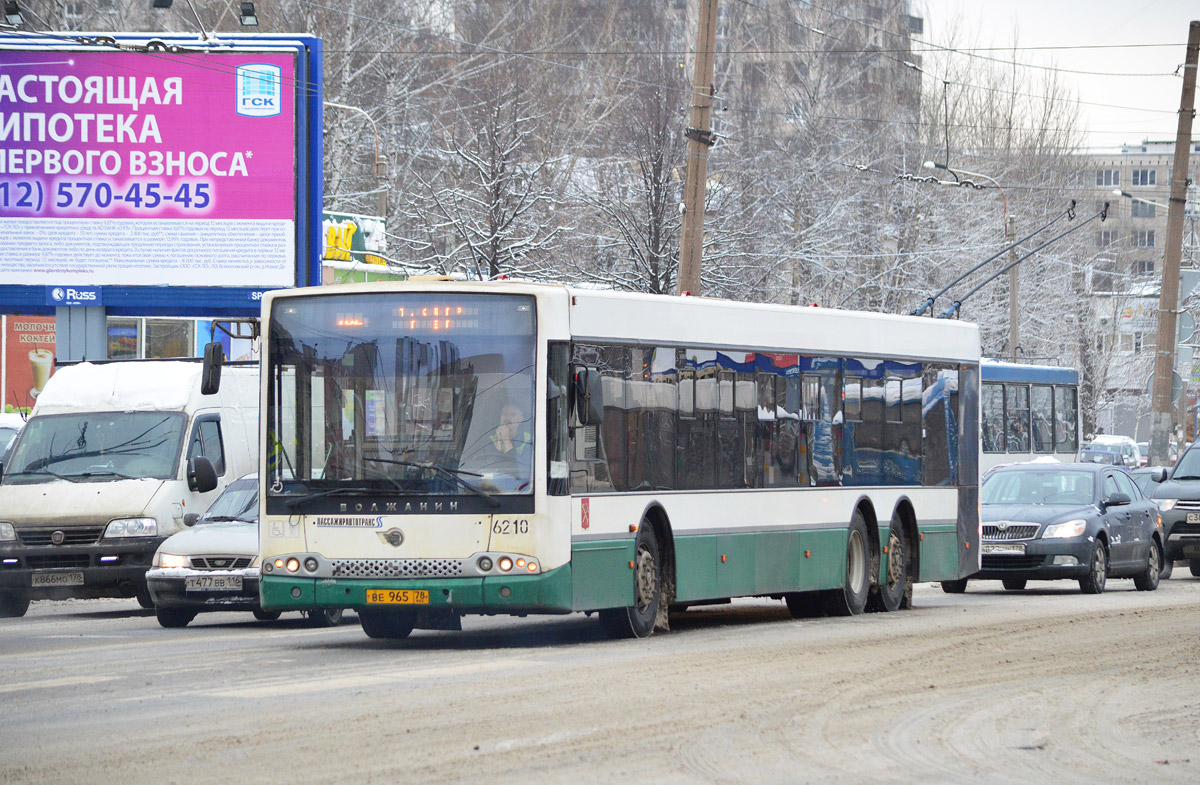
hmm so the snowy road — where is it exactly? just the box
[2,578,1198,784]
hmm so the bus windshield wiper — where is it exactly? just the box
[283,485,377,509]
[363,457,498,507]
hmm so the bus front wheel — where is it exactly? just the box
[600,524,662,639]
[360,608,416,639]
[823,511,871,616]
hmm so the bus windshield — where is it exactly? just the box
[266,292,537,498]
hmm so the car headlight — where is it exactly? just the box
[1155,499,1177,511]
[1042,519,1088,539]
[155,552,190,569]
[105,518,158,538]
[0,522,14,542]
[249,555,261,568]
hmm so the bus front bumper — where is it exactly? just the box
[260,564,574,615]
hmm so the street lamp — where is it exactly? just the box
[323,101,389,218]
[4,1,23,26]
[923,160,1020,361]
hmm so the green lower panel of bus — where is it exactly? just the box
[262,522,967,615]
[913,523,964,581]
[570,528,850,610]
[261,567,575,614]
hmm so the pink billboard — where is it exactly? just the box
[0,48,298,287]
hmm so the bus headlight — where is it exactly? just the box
[285,558,300,573]
[498,557,513,572]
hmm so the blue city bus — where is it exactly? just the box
[980,360,1081,473]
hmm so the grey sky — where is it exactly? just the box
[914,0,1197,150]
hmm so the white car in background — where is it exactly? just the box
[145,474,346,628]
[0,412,24,459]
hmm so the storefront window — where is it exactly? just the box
[107,318,195,360]
[146,319,193,359]
[107,318,139,359]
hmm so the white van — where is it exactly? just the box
[0,360,257,617]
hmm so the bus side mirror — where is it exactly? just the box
[187,456,218,494]
[201,342,224,395]
[572,366,604,427]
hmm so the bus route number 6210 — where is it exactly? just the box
[491,519,530,535]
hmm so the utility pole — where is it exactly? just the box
[1007,215,1019,361]
[1149,20,1199,466]
[677,0,718,297]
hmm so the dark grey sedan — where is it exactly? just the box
[941,463,1163,594]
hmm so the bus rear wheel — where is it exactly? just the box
[867,516,910,612]
[822,511,870,617]
[600,523,661,639]
[360,608,416,639]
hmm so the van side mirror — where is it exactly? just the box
[201,342,224,395]
[572,366,604,426]
[183,512,200,527]
[187,455,218,494]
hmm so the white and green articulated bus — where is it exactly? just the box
[258,281,981,639]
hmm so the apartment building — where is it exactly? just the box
[1086,139,1200,439]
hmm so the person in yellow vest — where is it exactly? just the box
[485,403,532,490]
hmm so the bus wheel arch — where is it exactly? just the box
[599,505,671,639]
[641,503,676,632]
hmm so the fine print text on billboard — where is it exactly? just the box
[0,48,297,288]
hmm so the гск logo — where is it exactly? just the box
[236,63,282,117]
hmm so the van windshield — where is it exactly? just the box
[1,412,187,484]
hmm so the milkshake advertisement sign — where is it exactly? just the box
[3,316,56,414]
[0,48,298,288]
